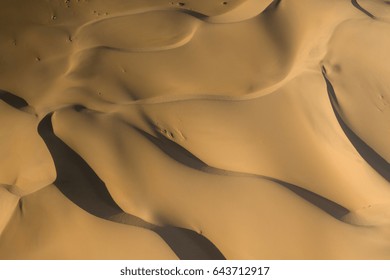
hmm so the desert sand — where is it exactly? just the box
[0,0,390,259]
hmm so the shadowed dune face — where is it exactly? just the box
[1,0,390,259]
[0,90,28,109]
[37,113,225,260]
[322,68,390,182]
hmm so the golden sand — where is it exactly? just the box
[0,0,389,259]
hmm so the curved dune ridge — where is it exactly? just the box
[0,0,390,259]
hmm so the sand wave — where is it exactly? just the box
[1,0,390,259]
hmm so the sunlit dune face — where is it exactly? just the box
[0,0,390,260]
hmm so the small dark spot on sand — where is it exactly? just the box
[74,105,86,112]
[222,1,228,5]
[51,15,57,20]
[18,200,24,214]
[178,2,185,6]
[36,57,41,62]
[333,64,341,72]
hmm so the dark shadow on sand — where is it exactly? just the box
[37,114,123,218]
[0,90,28,109]
[351,0,375,19]
[37,113,225,260]
[272,179,349,219]
[136,125,349,220]
[322,67,390,182]
[155,227,226,260]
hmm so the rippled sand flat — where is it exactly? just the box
[1,0,390,259]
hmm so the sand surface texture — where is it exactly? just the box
[1,0,390,259]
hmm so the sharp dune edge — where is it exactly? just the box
[0,0,390,260]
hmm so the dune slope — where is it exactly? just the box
[1,0,390,259]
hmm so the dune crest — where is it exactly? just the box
[205,0,274,23]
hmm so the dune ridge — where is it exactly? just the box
[1,0,390,259]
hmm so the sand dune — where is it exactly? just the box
[1,0,390,259]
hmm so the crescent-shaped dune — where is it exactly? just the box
[1,0,390,259]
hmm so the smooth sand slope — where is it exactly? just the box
[0,0,390,259]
